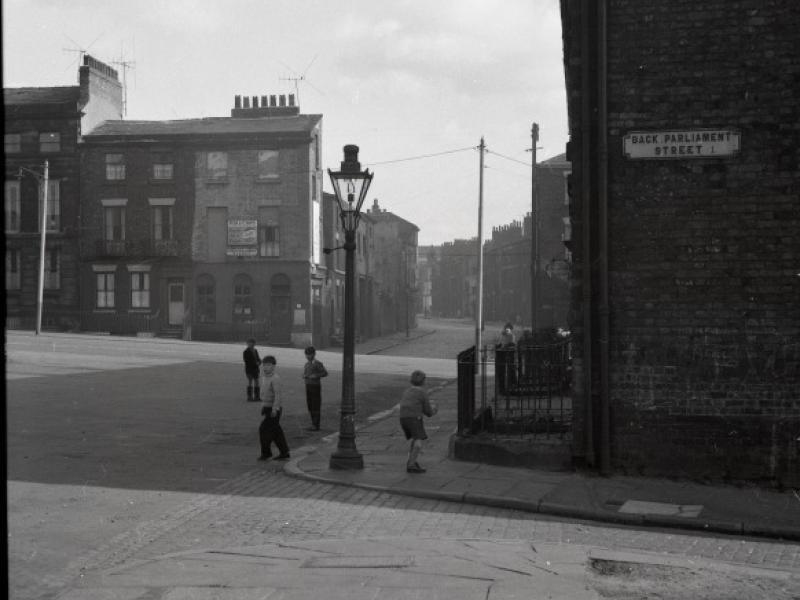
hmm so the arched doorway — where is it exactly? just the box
[270,273,291,345]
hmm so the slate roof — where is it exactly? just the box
[87,115,322,138]
[4,86,81,106]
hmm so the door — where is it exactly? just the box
[168,282,185,326]
[270,273,292,344]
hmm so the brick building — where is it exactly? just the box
[80,94,329,346]
[4,55,122,329]
[561,0,799,484]
[430,238,477,319]
[366,199,419,336]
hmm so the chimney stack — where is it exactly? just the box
[230,92,301,117]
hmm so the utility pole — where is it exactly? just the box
[475,137,486,354]
[36,161,50,335]
[529,123,540,333]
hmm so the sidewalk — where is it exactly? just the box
[287,380,800,542]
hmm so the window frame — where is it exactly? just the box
[5,249,21,290]
[44,247,60,290]
[96,272,116,308]
[103,205,126,241]
[39,132,61,153]
[5,181,21,233]
[105,153,126,181]
[5,133,21,154]
[207,151,228,181]
[130,271,150,309]
[152,204,174,241]
[39,179,61,232]
[196,274,216,323]
[259,222,280,257]
[257,149,279,180]
[232,275,253,318]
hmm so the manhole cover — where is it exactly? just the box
[303,555,415,569]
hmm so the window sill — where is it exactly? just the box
[255,177,281,184]
[128,309,151,313]
[206,178,229,185]
[149,179,174,184]
[93,309,116,313]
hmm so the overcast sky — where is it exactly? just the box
[3,0,568,245]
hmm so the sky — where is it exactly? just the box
[3,0,568,246]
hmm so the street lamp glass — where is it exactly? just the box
[327,145,373,233]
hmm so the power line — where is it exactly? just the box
[365,146,476,166]
[486,149,531,168]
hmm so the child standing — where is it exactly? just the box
[399,370,438,473]
[242,337,261,402]
[258,356,290,461]
[302,346,328,431]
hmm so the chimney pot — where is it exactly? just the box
[243,97,250,108]
[235,95,242,108]
[279,95,286,107]
[251,95,257,108]
[288,94,296,106]
[270,95,277,107]
[261,95,268,107]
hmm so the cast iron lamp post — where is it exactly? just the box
[328,145,373,470]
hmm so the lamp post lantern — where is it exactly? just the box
[327,145,373,470]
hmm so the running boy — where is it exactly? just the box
[399,370,438,473]
[302,346,328,431]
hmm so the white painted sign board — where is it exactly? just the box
[623,130,740,159]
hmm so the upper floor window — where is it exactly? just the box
[5,181,21,233]
[257,150,279,180]
[152,153,174,180]
[103,205,126,241]
[259,223,280,257]
[5,134,21,153]
[40,179,60,232]
[152,204,174,241]
[5,249,21,290]
[105,154,126,180]
[207,152,228,180]
[39,132,60,153]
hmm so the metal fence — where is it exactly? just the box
[457,339,573,439]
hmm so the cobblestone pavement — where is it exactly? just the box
[24,463,797,599]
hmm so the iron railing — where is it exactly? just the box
[457,338,573,439]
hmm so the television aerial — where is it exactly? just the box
[278,54,325,107]
[62,33,105,71]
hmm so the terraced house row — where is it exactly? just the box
[5,55,418,347]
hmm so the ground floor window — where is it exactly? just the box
[196,274,216,323]
[233,274,253,319]
[5,249,21,290]
[44,248,60,289]
[96,272,115,308]
[131,272,150,308]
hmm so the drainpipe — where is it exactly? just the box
[580,0,595,467]
[598,0,611,475]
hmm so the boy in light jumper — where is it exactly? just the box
[258,355,290,461]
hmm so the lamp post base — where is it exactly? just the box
[329,449,364,470]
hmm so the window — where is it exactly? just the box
[257,150,279,180]
[40,179,60,231]
[96,272,115,308]
[196,274,216,323]
[152,154,174,180]
[44,248,60,290]
[207,152,228,180]
[233,274,253,318]
[105,153,126,180]
[104,205,126,241]
[131,272,150,308]
[5,181,21,233]
[259,223,280,257]
[5,133,21,153]
[39,132,60,153]
[152,205,173,240]
[5,249,21,290]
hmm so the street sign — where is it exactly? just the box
[623,129,740,159]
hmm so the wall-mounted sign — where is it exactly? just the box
[623,130,740,159]
[227,219,257,245]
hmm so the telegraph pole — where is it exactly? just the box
[36,160,50,335]
[475,137,486,354]
[529,123,540,333]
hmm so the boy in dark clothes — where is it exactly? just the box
[302,346,328,430]
[242,337,261,402]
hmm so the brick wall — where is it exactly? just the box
[561,0,800,484]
